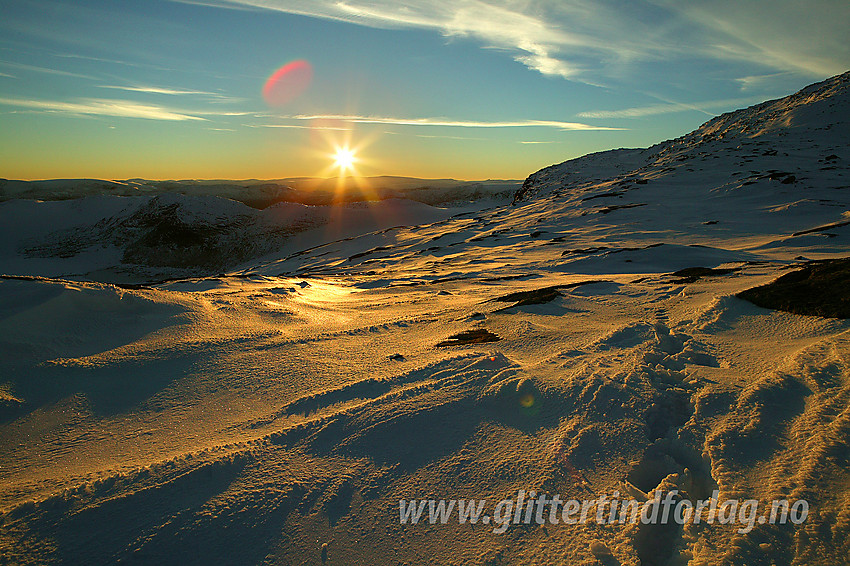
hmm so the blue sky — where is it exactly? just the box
[1,0,848,180]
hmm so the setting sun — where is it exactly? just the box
[333,147,357,172]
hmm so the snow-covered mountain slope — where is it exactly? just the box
[0,73,848,566]
[515,70,849,203]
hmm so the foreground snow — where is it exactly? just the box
[0,72,848,565]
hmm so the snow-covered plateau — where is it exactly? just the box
[0,72,848,565]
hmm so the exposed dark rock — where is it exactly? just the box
[494,286,561,307]
[581,191,625,201]
[122,213,234,269]
[792,219,850,236]
[481,274,536,282]
[492,281,602,310]
[435,329,501,347]
[599,203,647,214]
[669,266,737,283]
[737,258,850,318]
[348,246,394,261]
[562,246,610,256]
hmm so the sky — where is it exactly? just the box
[1,0,848,181]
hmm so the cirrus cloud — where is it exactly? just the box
[577,96,764,119]
[285,113,624,131]
[170,0,850,83]
[0,97,206,121]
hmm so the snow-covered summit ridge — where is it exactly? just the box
[515,70,849,202]
[690,69,850,140]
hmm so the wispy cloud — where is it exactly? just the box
[734,72,793,92]
[577,96,763,119]
[167,0,633,80]
[519,140,558,144]
[97,84,220,96]
[170,0,262,10]
[333,1,582,78]
[657,1,850,77]
[0,71,15,79]
[382,131,487,140]
[0,97,206,121]
[252,123,353,131]
[199,110,255,116]
[412,133,487,140]
[95,85,250,107]
[0,60,98,80]
[288,113,623,131]
[52,52,185,74]
[169,0,850,82]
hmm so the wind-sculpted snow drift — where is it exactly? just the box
[1,72,849,565]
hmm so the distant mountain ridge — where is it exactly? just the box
[0,176,520,209]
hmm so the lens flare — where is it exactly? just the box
[262,60,312,106]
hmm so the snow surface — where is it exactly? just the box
[0,72,849,565]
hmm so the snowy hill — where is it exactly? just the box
[515,70,849,203]
[0,73,848,566]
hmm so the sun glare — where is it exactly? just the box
[311,132,378,200]
[333,147,357,172]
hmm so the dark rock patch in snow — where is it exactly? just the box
[435,328,501,347]
[669,266,738,283]
[737,257,850,318]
